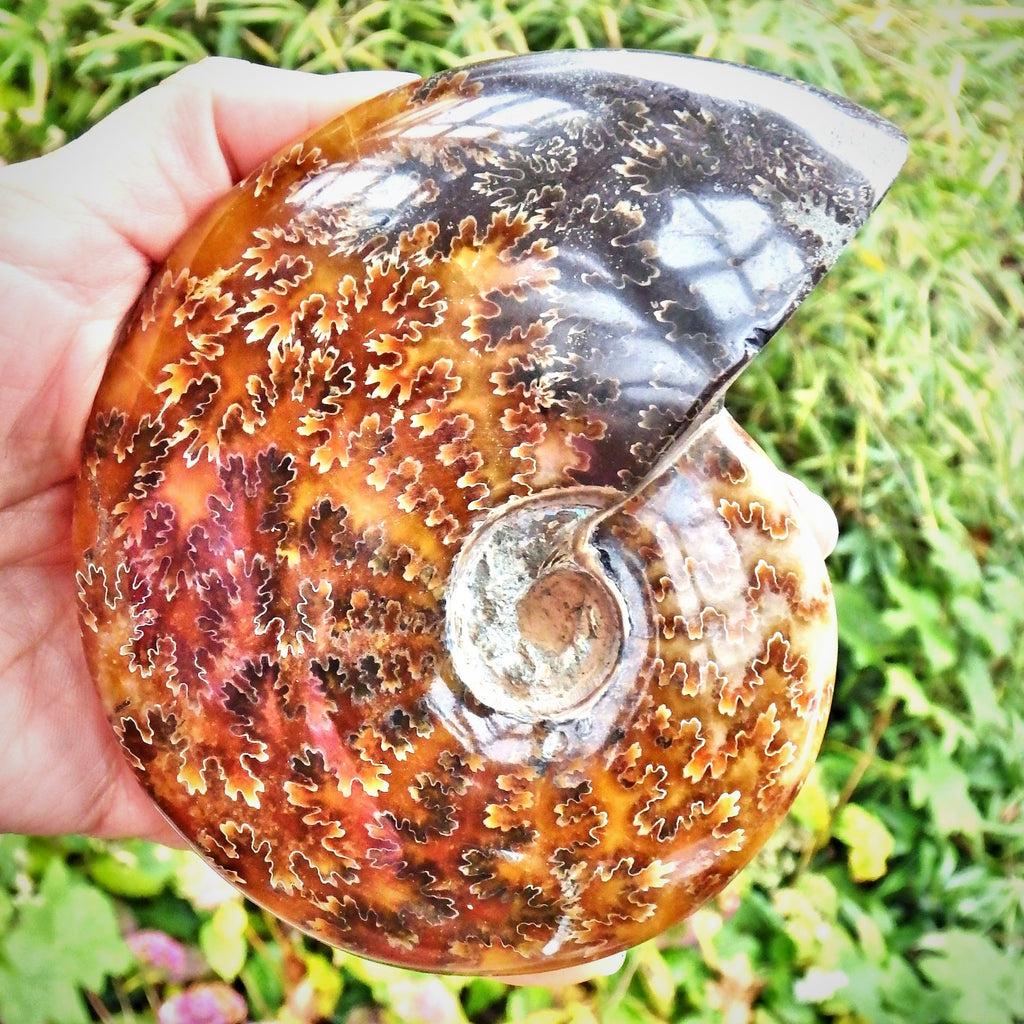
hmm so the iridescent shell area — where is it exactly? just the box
[66,52,882,975]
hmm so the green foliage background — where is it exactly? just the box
[1,1,1022,1022]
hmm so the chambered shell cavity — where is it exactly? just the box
[445,489,634,723]
[74,52,906,974]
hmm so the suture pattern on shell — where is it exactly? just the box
[74,52,906,974]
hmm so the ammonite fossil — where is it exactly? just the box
[74,51,907,975]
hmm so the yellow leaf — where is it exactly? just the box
[833,804,895,883]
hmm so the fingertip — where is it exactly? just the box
[788,477,839,558]
[591,950,628,976]
[805,488,840,559]
[499,950,627,987]
[318,68,422,95]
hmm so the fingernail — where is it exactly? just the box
[592,951,627,975]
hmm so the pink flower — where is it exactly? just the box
[128,929,189,982]
[157,983,248,1024]
[387,978,465,1024]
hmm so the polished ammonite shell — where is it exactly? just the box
[74,51,907,975]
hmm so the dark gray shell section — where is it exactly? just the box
[295,50,907,488]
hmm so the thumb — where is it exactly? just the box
[10,58,416,264]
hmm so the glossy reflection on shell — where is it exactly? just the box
[74,52,906,975]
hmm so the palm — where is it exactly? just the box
[0,166,155,836]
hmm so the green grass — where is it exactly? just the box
[1,1,1023,1023]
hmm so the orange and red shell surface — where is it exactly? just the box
[74,51,906,975]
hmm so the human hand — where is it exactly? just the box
[0,56,837,986]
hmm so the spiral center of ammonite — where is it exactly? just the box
[445,490,627,722]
